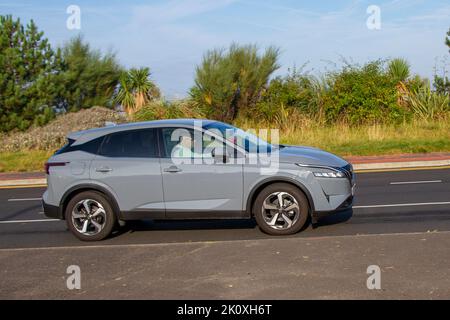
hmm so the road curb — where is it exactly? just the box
[0,179,46,188]
[352,159,450,171]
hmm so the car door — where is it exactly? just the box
[159,126,244,217]
[90,128,165,216]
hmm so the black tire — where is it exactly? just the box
[65,191,117,241]
[253,183,309,235]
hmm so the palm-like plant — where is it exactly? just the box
[114,67,160,114]
[388,58,410,83]
[388,58,411,108]
[408,86,449,120]
[114,73,135,114]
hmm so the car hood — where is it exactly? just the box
[275,145,349,168]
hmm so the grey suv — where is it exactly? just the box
[43,119,355,241]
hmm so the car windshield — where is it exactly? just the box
[203,122,274,153]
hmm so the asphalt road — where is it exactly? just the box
[1,168,449,299]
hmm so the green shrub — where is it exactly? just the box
[255,68,328,126]
[322,61,403,124]
[33,107,55,127]
[258,70,315,108]
[190,43,280,122]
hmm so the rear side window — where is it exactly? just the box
[54,138,75,155]
[99,129,158,158]
[55,137,103,155]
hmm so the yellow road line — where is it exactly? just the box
[0,184,47,189]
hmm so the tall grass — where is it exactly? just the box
[235,113,450,156]
[1,115,448,172]
[0,150,53,172]
[132,99,204,121]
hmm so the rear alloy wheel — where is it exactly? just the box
[65,191,116,241]
[253,183,309,235]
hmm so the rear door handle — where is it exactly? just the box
[95,166,112,173]
[163,166,182,173]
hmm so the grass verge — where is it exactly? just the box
[0,120,449,173]
[237,118,450,156]
[0,150,53,173]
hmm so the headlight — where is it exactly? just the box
[313,171,345,178]
[296,163,346,178]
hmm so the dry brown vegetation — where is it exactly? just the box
[0,107,127,152]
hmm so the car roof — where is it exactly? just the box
[68,119,220,145]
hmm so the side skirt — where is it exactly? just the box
[119,210,250,221]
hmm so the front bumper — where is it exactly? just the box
[42,200,62,219]
[311,195,353,224]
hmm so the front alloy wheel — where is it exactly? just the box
[261,192,300,230]
[254,183,309,235]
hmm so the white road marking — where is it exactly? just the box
[389,180,442,185]
[7,198,42,202]
[353,201,450,209]
[1,202,449,223]
[0,219,60,224]
[0,230,448,252]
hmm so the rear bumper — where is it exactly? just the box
[42,200,62,219]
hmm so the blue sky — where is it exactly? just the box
[2,0,450,98]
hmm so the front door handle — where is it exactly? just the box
[95,166,112,173]
[163,166,182,173]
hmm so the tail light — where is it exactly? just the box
[45,162,68,174]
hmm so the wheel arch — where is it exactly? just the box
[245,177,315,216]
[59,184,121,220]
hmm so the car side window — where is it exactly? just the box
[78,137,104,154]
[99,129,158,158]
[161,127,237,159]
[161,127,199,158]
[55,137,104,155]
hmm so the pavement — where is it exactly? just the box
[0,166,449,299]
[346,152,450,171]
[2,232,449,299]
